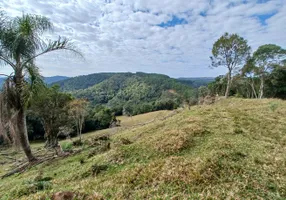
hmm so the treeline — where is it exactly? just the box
[203,33,286,100]
[201,64,286,99]
[25,86,118,142]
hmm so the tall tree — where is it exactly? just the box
[0,12,80,161]
[210,33,251,98]
[248,44,286,99]
[68,99,88,142]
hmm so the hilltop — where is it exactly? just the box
[0,98,285,199]
[53,73,214,91]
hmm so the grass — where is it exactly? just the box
[0,98,286,199]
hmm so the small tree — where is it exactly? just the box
[210,33,251,98]
[31,85,73,154]
[68,99,88,142]
[247,44,286,99]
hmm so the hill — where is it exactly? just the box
[52,73,115,91]
[43,76,69,84]
[53,73,214,91]
[71,72,194,115]
[0,98,285,199]
[177,77,215,88]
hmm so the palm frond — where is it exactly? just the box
[23,63,45,108]
[22,36,83,66]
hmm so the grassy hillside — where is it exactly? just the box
[0,98,285,199]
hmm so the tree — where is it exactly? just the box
[241,60,260,98]
[248,44,286,98]
[31,85,73,154]
[210,33,251,98]
[0,12,80,161]
[68,99,88,142]
[265,63,286,99]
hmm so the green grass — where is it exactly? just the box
[0,98,286,199]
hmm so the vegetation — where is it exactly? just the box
[243,44,286,99]
[72,72,194,116]
[0,11,80,161]
[68,99,89,142]
[0,10,285,199]
[30,85,73,154]
[0,98,285,199]
[206,55,286,99]
[210,33,251,98]
[177,77,215,88]
[53,73,114,91]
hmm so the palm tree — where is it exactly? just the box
[0,12,80,162]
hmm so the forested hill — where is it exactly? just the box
[58,72,194,116]
[177,77,215,88]
[52,73,115,91]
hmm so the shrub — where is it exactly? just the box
[61,142,73,152]
[269,102,279,112]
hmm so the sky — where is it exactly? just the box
[0,0,286,78]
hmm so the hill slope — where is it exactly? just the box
[177,77,215,88]
[44,76,69,84]
[0,98,285,199]
[52,73,115,91]
[72,72,194,115]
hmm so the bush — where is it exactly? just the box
[61,142,73,152]
[269,102,279,112]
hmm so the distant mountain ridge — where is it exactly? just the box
[52,73,215,91]
[0,76,69,88]
[177,77,215,88]
[44,76,69,84]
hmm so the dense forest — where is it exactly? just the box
[58,72,195,115]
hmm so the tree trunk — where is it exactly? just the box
[259,76,264,99]
[225,71,232,98]
[251,82,258,99]
[44,125,63,156]
[15,67,36,162]
[17,108,37,162]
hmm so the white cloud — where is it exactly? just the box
[0,0,285,78]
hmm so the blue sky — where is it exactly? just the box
[0,0,286,78]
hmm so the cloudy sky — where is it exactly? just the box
[1,0,286,78]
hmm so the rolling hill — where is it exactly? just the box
[177,77,215,88]
[43,76,69,84]
[67,72,195,115]
[1,98,285,199]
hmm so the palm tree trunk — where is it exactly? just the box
[17,108,37,161]
[15,67,36,162]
